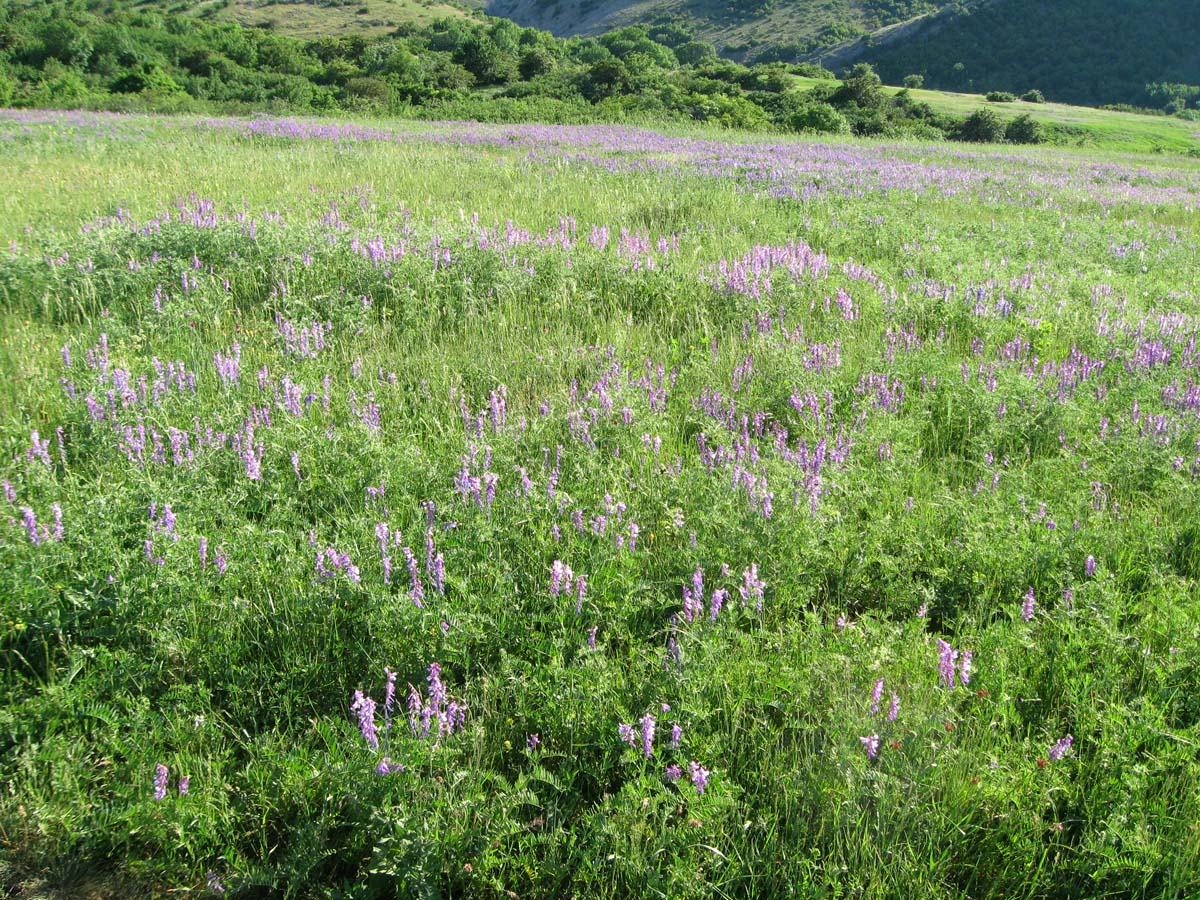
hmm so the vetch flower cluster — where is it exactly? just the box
[937,639,973,690]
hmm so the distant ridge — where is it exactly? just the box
[487,0,1200,108]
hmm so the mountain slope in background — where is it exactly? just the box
[489,0,1200,108]
[187,0,484,39]
[485,0,944,60]
[854,0,1200,108]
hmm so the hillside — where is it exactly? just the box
[488,0,1200,111]
[854,0,1200,109]
[485,0,945,60]
[191,0,484,39]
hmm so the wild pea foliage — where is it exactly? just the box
[1,113,1200,898]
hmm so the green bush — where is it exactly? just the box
[1004,112,1045,144]
[1020,89,1045,103]
[958,107,1005,142]
[985,91,1016,103]
[789,102,850,134]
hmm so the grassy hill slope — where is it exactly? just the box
[855,0,1200,108]
[488,0,1200,111]
[485,0,945,60]
[193,0,484,39]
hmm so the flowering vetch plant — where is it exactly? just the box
[1048,734,1074,761]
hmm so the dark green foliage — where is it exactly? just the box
[0,0,1064,144]
[1021,89,1044,103]
[833,61,884,108]
[1004,112,1044,144]
[455,35,518,86]
[788,102,849,134]
[863,0,1200,109]
[985,91,1015,103]
[902,73,924,88]
[518,45,556,79]
[957,107,1004,143]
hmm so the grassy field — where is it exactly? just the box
[790,75,1200,155]
[1,110,1200,898]
[189,0,481,37]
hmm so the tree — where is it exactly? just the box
[789,103,850,134]
[834,62,884,108]
[518,46,556,80]
[902,73,924,88]
[958,108,1004,142]
[1004,113,1044,143]
[455,36,517,86]
[674,41,717,67]
[579,57,631,101]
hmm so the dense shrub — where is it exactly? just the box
[788,102,850,134]
[958,107,1005,142]
[1004,112,1045,144]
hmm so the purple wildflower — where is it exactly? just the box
[888,692,900,722]
[688,760,711,793]
[527,734,541,751]
[709,588,729,622]
[427,662,446,710]
[861,734,880,760]
[408,684,423,737]
[351,690,379,750]
[617,723,638,749]
[550,560,574,597]
[178,776,190,796]
[959,649,973,685]
[1084,555,1096,578]
[640,713,656,758]
[575,573,588,615]
[1048,734,1074,761]
[20,507,40,545]
[384,667,397,723]
[740,563,766,614]
[1022,587,1036,622]
[870,678,885,715]
[153,763,169,800]
[404,547,424,607]
[670,723,682,748]
[375,757,405,775]
[665,763,682,782]
[937,639,958,689]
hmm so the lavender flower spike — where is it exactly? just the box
[937,639,958,689]
[351,690,379,750]
[153,763,169,800]
[640,713,656,758]
[1048,734,1074,761]
[870,678,884,715]
[860,734,881,760]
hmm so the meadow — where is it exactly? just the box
[1,109,1199,898]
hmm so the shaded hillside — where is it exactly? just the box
[486,0,945,61]
[192,0,485,39]
[856,0,1200,108]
